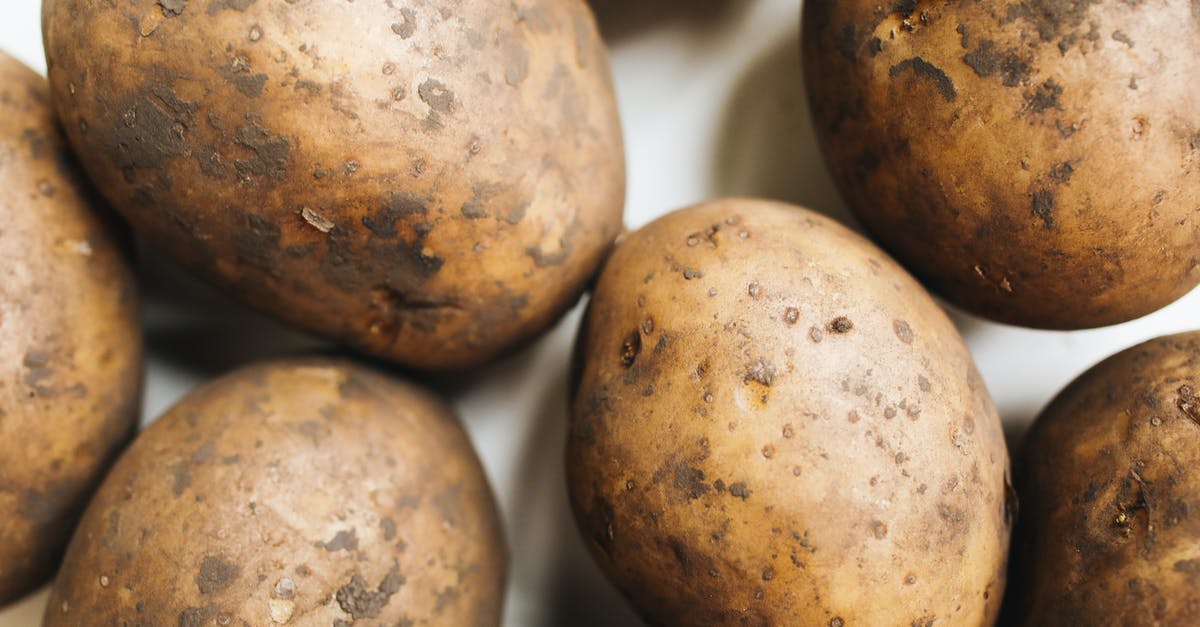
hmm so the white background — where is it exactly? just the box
[3,0,1199,625]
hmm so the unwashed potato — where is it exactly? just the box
[42,0,625,370]
[568,199,1012,626]
[804,1,1200,329]
[1011,331,1200,625]
[44,358,506,626]
[0,51,141,606]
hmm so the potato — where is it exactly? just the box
[803,2,1200,329]
[1010,331,1200,625]
[42,0,625,370]
[568,199,1012,625]
[44,359,506,626]
[0,52,141,606]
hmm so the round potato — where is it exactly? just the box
[803,1,1200,329]
[44,358,506,626]
[0,52,141,605]
[42,0,625,370]
[568,199,1012,625]
[1011,331,1200,625]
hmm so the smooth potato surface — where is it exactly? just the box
[42,0,625,369]
[0,52,141,606]
[569,199,1012,626]
[45,359,506,626]
[1012,332,1200,626]
[804,1,1200,329]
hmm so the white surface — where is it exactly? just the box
[3,1,1199,625]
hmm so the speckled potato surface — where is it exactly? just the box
[42,0,625,370]
[1011,332,1200,626]
[0,52,141,606]
[568,199,1012,626]
[44,359,506,626]
[804,1,1200,329]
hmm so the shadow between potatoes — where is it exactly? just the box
[711,27,859,233]
[509,360,643,627]
[588,0,745,42]
[138,241,334,380]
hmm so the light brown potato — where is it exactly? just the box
[804,1,1200,329]
[1011,331,1200,626]
[568,199,1012,626]
[44,358,506,626]
[42,0,625,370]
[0,52,141,606]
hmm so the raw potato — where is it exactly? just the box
[0,52,141,605]
[803,1,1200,329]
[1011,332,1200,625]
[568,199,1012,626]
[42,0,625,370]
[45,359,506,626]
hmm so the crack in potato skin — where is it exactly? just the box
[805,1,1200,329]
[42,0,626,370]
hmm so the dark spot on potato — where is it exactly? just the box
[1023,79,1064,115]
[893,320,914,344]
[828,317,854,334]
[744,360,777,386]
[319,528,359,552]
[810,326,824,343]
[206,0,255,14]
[362,193,428,237]
[835,25,858,62]
[683,268,704,280]
[220,55,268,98]
[784,307,800,324]
[233,118,291,185]
[1111,30,1134,47]
[195,146,228,180]
[830,618,845,627]
[179,605,217,627]
[675,465,711,500]
[380,517,397,541]
[18,481,74,524]
[1032,189,1056,228]
[729,482,751,500]
[335,564,406,620]
[158,0,186,16]
[1049,161,1075,183]
[196,555,238,594]
[889,57,957,102]
[390,8,417,39]
[434,586,460,613]
[503,41,530,87]
[418,79,455,113]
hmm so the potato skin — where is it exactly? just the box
[1011,332,1200,626]
[44,359,506,626]
[42,0,625,370]
[0,53,142,605]
[803,1,1200,329]
[568,199,1012,626]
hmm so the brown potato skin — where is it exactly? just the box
[44,358,506,626]
[568,199,1012,626]
[1011,332,1200,626]
[803,2,1200,329]
[0,53,142,606]
[42,0,625,370]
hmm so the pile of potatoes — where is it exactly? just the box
[1,0,1198,625]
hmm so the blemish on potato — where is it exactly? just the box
[828,317,854,334]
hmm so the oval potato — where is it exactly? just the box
[568,199,1012,625]
[1011,331,1200,625]
[45,359,506,626]
[0,51,141,606]
[42,0,625,370]
[803,1,1200,329]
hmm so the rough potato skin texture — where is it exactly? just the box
[44,358,506,626]
[41,0,625,370]
[1011,332,1200,626]
[568,199,1012,626]
[0,53,142,606]
[803,1,1200,329]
